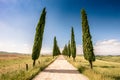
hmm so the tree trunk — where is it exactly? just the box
[33,60,36,67]
[89,60,93,69]
[69,56,70,58]
[73,58,76,62]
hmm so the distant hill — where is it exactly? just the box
[0,51,9,54]
[0,51,22,55]
[0,51,30,57]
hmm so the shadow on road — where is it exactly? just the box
[43,69,79,74]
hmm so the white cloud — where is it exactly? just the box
[0,20,33,53]
[77,39,120,55]
[0,37,120,55]
[0,21,51,54]
[0,39,53,54]
[0,41,32,54]
[41,47,52,54]
[94,39,120,55]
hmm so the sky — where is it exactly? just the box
[0,0,120,55]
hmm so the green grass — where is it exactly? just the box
[0,54,57,80]
[65,56,120,80]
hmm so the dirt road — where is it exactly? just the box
[33,55,89,80]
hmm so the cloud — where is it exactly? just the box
[0,38,120,55]
[94,39,120,55]
[41,47,52,54]
[0,41,32,54]
[77,39,120,55]
[0,39,53,54]
[0,21,51,54]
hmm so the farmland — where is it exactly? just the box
[1,52,120,80]
[0,52,56,80]
[66,55,120,80]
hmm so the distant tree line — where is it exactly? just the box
[62,27,76,61]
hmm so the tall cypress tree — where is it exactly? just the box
[71,27,76,61]
[32,8,46,67]
[53,36,60,58]
[62,45,65,55]
[81,9,95,69]
[53,37,57,58]
[68,41,71,58]
[56,45,61,55]
[62,44,68,56]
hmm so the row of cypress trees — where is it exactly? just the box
[62,27,76,61]
[31,7,95,69]
[62,9,95,69]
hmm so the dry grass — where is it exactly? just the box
[0,53,57,80]
[0,54,31,74]
[65,56,120,80]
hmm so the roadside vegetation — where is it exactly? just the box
[0,53,56,80]
[65,55,120,80]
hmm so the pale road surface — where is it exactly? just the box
[33,55,89,80]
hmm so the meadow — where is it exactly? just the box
[66,55,120,80]
[0,52,56,80]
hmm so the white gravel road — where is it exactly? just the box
[33,55,89,80]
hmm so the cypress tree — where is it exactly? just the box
[62,45,65,55]
[65,45,68,56]
[32,8,46,67]
[68,41,71,58]
[81,9,95,69]
[56,41,61,55]
[56,45,61,55]
[71,27,76,61]
[62,44,68,56]
[53,36,60,58]
[53,37,57,58]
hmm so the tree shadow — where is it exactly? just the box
[112,76,120,80]
[43,69,80,74]
[94,65,116,68]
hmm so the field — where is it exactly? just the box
[96,56,120,63]
[66,55,120,80]
[0,52,56,80]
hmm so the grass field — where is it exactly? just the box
[66,55,120,80]
[0,52,56,80]
[97,56,120,63]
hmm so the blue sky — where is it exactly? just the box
[0,0,120,55]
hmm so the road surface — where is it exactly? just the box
[33,55,89,80]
